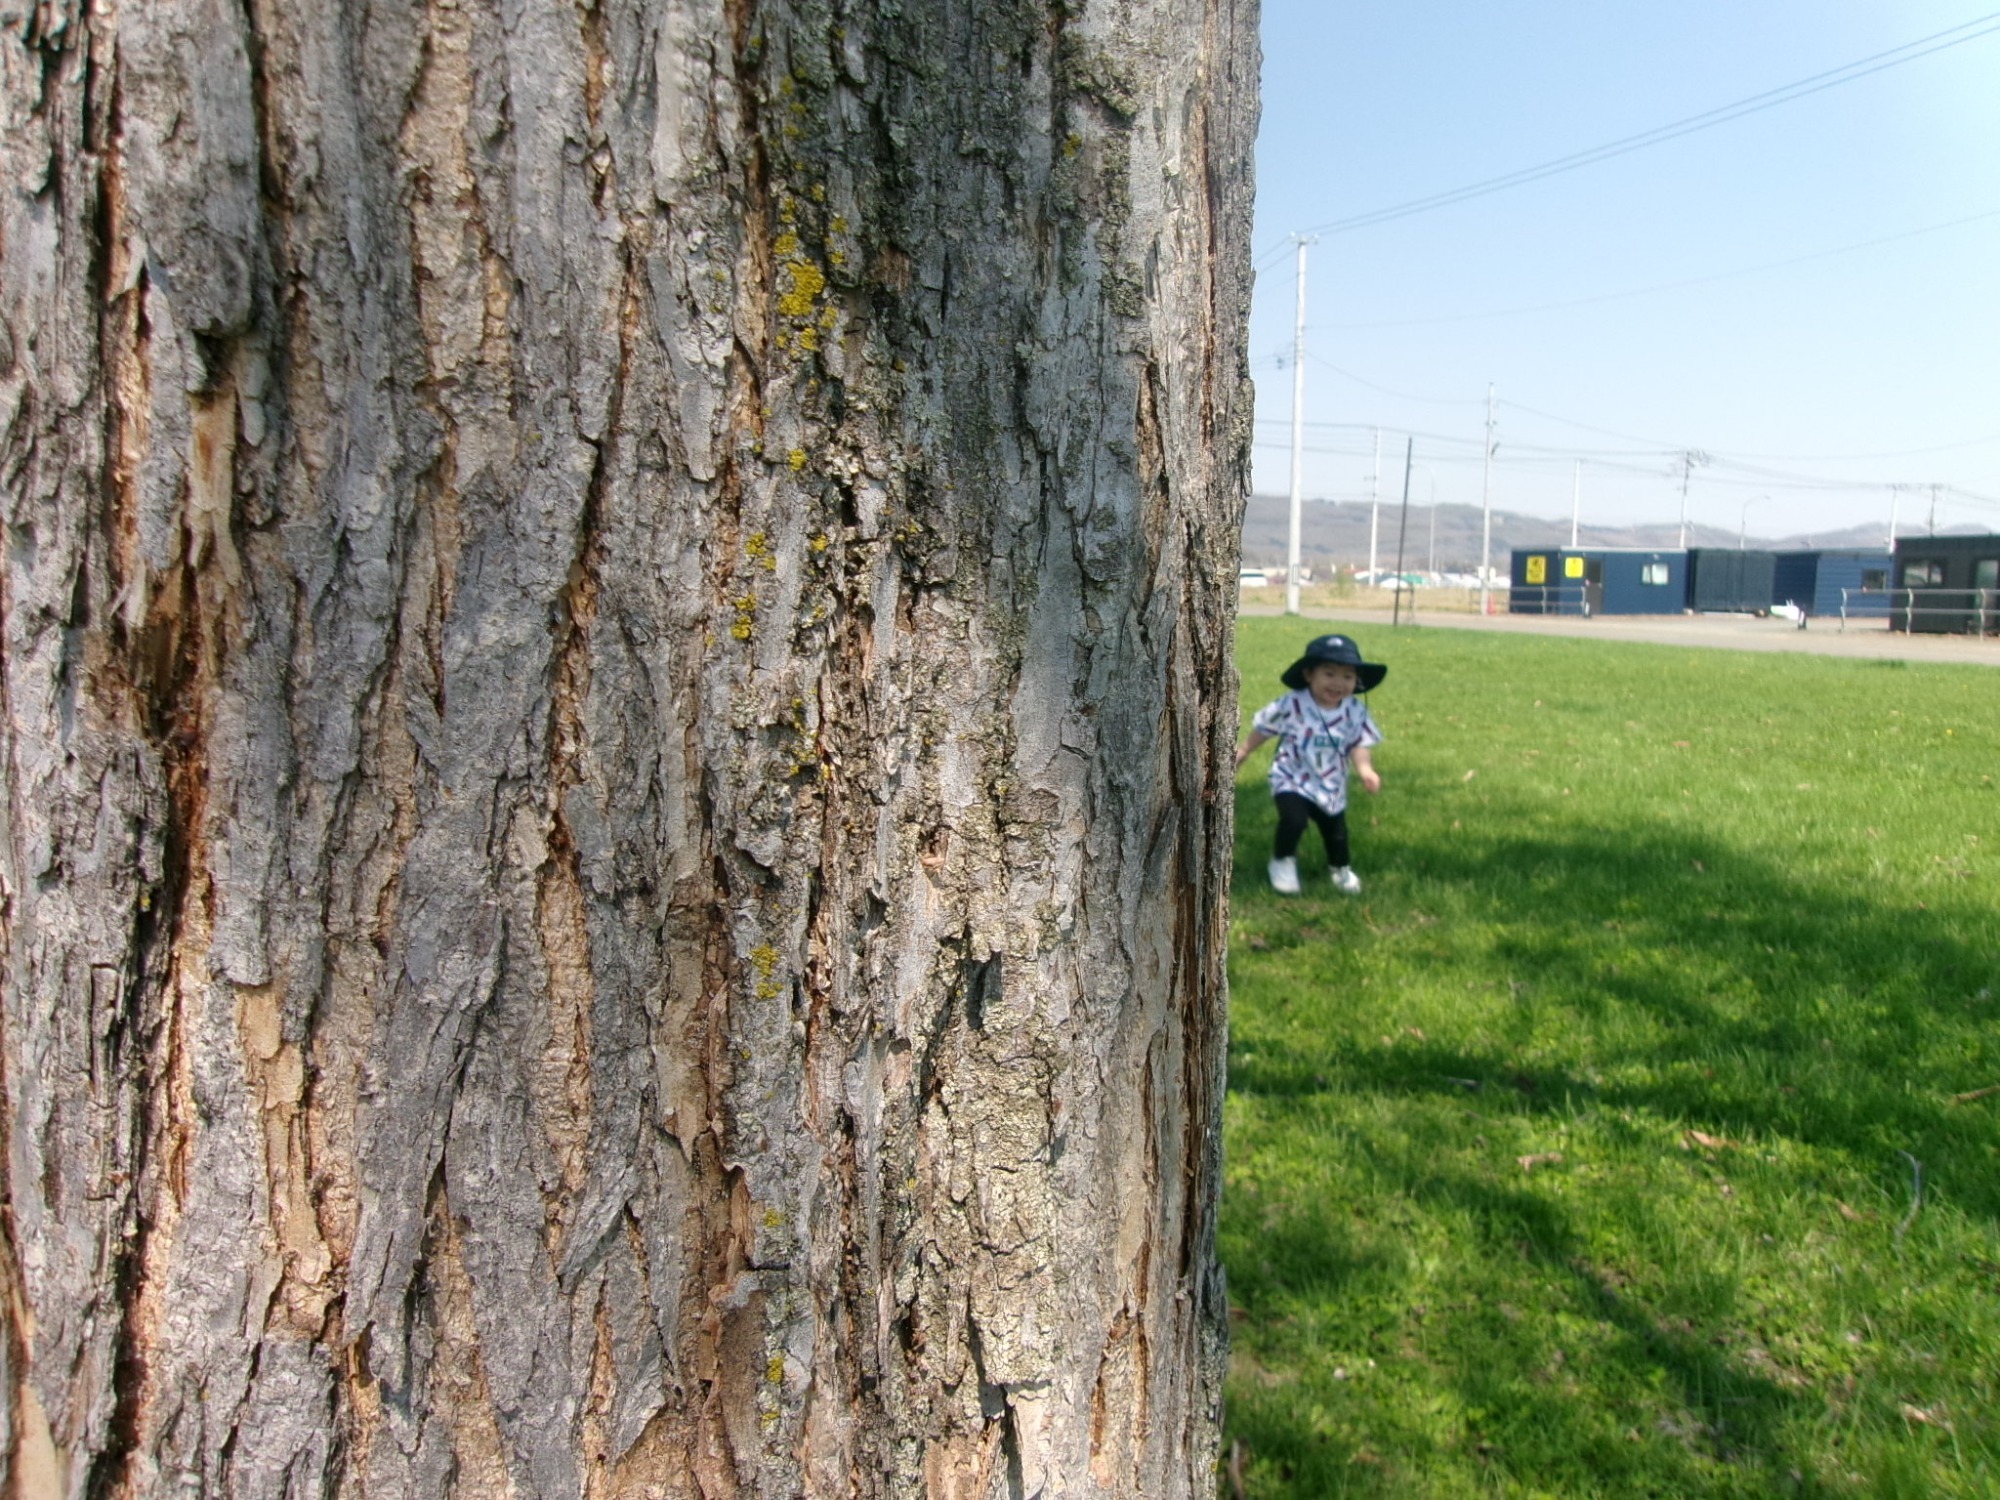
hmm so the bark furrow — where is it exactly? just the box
[0,0,1257,1493]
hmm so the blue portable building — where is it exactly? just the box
[1509,548,1686,616]
[1770,550,1892,618]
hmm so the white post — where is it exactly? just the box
[1286,237,1311,615]
[1569,460,1581,549]
[1677,452,1692,550]
[1887,485,1899,550]
[1478,383,1495,615]
[1426,469,1438,576]
[1367,427,1380,586]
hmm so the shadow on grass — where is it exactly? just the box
[1224,781,1999,1495]
[1231,784,1999,1212]
[1227,1166,1825,1497]
[1228,1183,1822,1497]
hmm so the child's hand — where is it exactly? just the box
[1350,745,1381,794]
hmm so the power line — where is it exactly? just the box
[1257,398,2000,478]
[1251,437,2000,505]
[1261,12,2000,248]
[1303,352,1487,406]
[1496,400,1701,450]
[1317,208,2000,331]
[1675,433,2000,464]
[1497,400,2000,475]
[1254,418,1684,465]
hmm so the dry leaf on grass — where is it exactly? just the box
[1682,1129,1734,1151]
[1950,1083,2000,1105]
[1462,769,1478,782]
[1517,1152,1564,1172]
[1835,1200,1871,1223]
[1900,1403,1952,1431]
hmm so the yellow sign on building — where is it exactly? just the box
[1565,556,1586,579]
[1524,556,1547,585]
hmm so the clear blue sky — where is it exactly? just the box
[1249,2,2000,543]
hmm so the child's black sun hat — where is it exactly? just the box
[1281,634,1388,693]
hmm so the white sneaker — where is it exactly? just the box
[1331,866,1363,895]
[1267,857,1301,895]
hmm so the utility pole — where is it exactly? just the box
[1887,485,1900,550]
[1677,452,1693,550]
[1569,460,1581,550]
[1478,384,1495,614]
[1928,482,1940,535]
[1367,428,1381,585]
[1739,495,1763,551]
[1426,469,1438,576]
[1285,236,1315,615]
[1676,450,1706,550]
[1392,438,1415,627]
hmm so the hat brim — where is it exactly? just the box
[1282,659,1388,692]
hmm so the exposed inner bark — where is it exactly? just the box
[0,0,1257,1494]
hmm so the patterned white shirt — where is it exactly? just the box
[1250,690,1382,816]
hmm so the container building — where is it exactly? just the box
[1508,548,1686,616]
[1770,550,1892,619]
[1685,549,1777,613]
[1889,535,2000,634]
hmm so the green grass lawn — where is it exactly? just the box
[1222,619,2000,1499]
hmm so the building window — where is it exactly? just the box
[1861,569,1887,590]
[1901,560,1945,587]
[1640,563,1670,585]
[1976,559,1999,590]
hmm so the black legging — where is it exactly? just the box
[1273,792,1350,868]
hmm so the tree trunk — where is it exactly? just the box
[0,0,1256,1492]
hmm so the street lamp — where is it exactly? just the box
[1739,495,1765,551]
[1478,385,1495,614]
[1411,463,1439,576]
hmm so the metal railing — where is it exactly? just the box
[1835,587,1893,629]
[1844,586,2000,635]
[1507,583,1587,616]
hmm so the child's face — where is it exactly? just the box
[1304,662,1359,705]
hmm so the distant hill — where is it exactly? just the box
[1239,493,1913,572]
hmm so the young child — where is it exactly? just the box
[1235,633,1386,895]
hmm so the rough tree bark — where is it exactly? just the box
[0,0,1256,1493]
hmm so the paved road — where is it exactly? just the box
[1240,601,2000,667]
